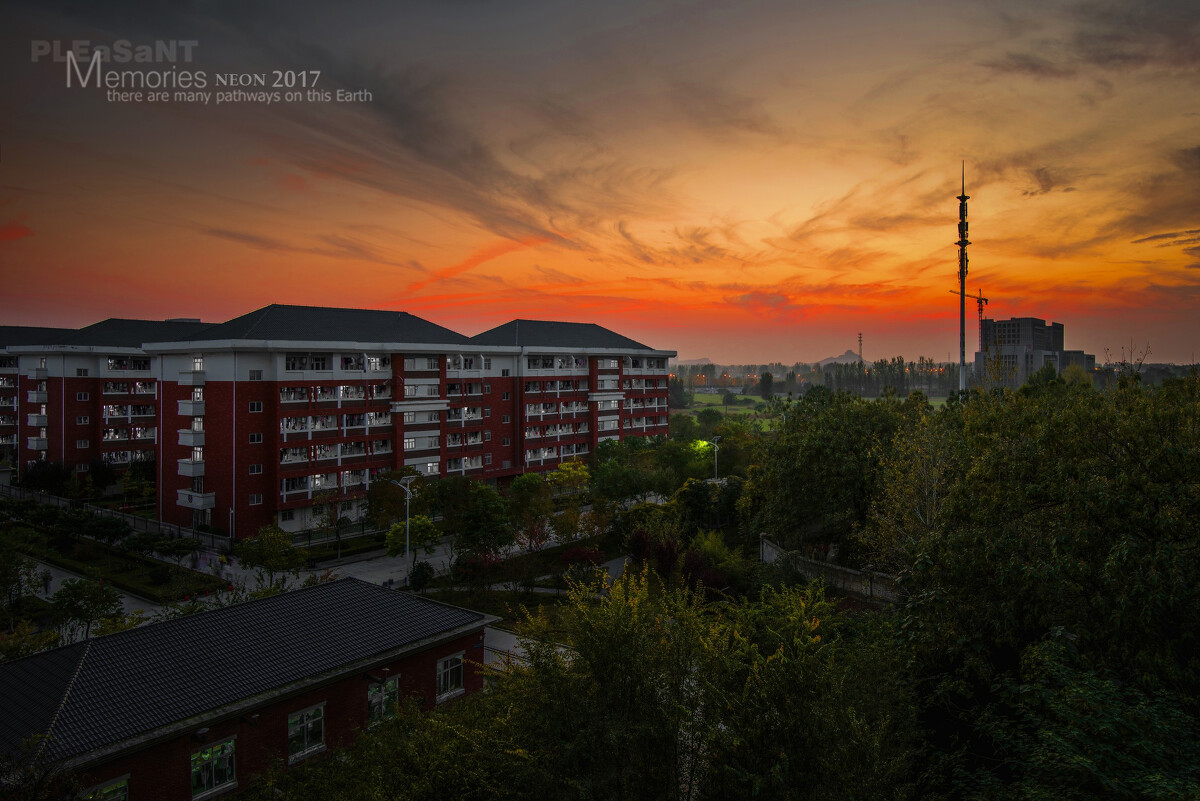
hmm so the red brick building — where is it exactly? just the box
[0,579,495,800]
[3,305,674,538]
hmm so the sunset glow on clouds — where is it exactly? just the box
[2,0,1199,363]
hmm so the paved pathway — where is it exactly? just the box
[32,560,163,616]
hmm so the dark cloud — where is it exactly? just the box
[980,52,1077,78]
[203,228,287,250]
[670,81,785,140]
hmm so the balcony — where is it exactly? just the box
[178,370,206,387]
[26,367,48,380]
[390,398,450,414]
[27,390,48,404]
[177,459,206,477]
[27,413,48,427]
[27,437,48,450]
[178,428,205,447]
[177,399,205,416]
[176,489,216,510]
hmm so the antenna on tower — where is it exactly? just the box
[858,332,863,363]
[955,162,971,392]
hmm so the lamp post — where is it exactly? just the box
[708,436,721,480]
[389,476,417,576]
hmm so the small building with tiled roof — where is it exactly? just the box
[0,578,495,800]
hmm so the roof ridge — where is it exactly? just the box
[34,639,92,763]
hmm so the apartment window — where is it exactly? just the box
[426,358,439,370]
[249,401,263,413]
[280,510,295,522]
[501,392,510,400]
[192,446,204,461]
[76,392,89,401]
[248,369,263,381]
[482,383,491,394]
[502,415,510,423]
[76,415,90,425]
[484,408,491,418]
[83,775,128,800]
[403,411,415,423]
[192,356,205,371]
[249,493,263,505]
[76,368,89,377]
[484,431,492,441]
[249,433,263,444]
[287,704,325,763]
[403,438,416,451]
[501,368,510,377]
[437,653,465,702]
[367,676,399,725]
[484,453,492,465]
[502,437,510,446]
[249,464,262,475]
[76,439,89,449]
[190,737,235,798]
[483,358,492,369]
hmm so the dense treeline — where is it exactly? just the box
[239,369,1200,799]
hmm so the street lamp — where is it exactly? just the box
[389,476,417,574]
[708,436,721,479]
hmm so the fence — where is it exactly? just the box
[760,537,898,603]
[0,483,233,553]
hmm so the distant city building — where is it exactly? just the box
[974,317,1095,385]
[1,305,674,538]
[0,578,495,800]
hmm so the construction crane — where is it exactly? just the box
[949,288,989,352]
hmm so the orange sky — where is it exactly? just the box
[2,0,1199,363]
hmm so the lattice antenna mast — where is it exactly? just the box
[956,163,970,392]
[947,287,989,352]
[858,332,863,363]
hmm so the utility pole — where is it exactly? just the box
[956,163,970,393]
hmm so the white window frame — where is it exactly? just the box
[76,392,89,401]
[249,493,263,505]
[249,464,262,475]
[436,652,465,703]
[248,401,263,413]
[249,433,263,444]
[248,369,263,381]
[190,737,236,799]
[367,675,400,725]
[287,704,326,764]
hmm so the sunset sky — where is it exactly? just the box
[2,0,1198,364]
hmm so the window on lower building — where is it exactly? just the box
[501,391,510,400]
[77,392,89,401]
[502,437,510,446]
[76,368,89,377]
[249,433,263,444]
[76,439,89,449]
[248,369,263,381]
[76,463,89,473]
[502,415,510,423]
[280,509,295,522]
[249,401,263,413]
[501,368,510,377]
[249,464,262,475]
[249,493,263,505]
[436,653,465,702]
[287,704,325,763]
[367,675,399,724]
[84,775,129,800]
[190,737,236,799]
[76,415,90,425]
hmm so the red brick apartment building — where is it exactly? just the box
[0,579,496,800]
[1,306,674,538]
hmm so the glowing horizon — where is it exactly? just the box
[2,0,1198,364]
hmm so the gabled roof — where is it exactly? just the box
[54,319,213,349]
[177,304,471,345]
[471,319,659,351]
[0,579,488,764]
[0,326,75,348]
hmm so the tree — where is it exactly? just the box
[758,371,774,400]
[507,472,554,554]
[51,578,122,641]
[385,515,441,567]
[668,413,699,442]
[450,482,512,560]
[366,467,431,529]
[235,524,306,591]
[668,377,693,409]
[1,543,48,631]
[545,460,590,542]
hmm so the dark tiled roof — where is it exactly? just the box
[0,579,486,764]
[471,319,657,351]
[0,326,75,347]
[56,319,214,348]
[177,304,471,345]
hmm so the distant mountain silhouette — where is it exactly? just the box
[817,350,862,367]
